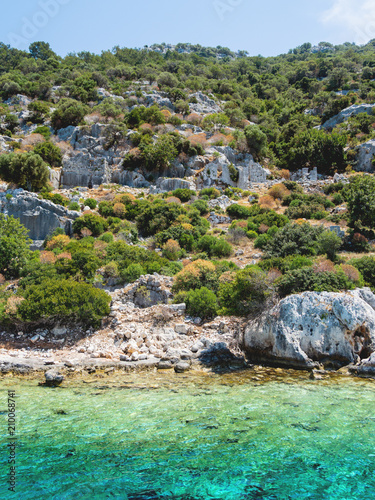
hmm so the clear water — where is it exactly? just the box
[0,368,374,500]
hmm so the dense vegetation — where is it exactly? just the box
[2,40,375,326]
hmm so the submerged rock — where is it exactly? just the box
[244,288,375,370]
[45,370,64,387]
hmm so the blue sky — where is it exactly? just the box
[1,0,375,57]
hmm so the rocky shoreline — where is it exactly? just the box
[2,281,375,384]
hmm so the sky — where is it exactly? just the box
[1,0,375,57]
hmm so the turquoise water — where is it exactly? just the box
[0,369,374,500]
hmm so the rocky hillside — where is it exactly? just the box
[2,41,375,376]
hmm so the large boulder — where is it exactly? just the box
[321,103,375,130]
[243,289,375,369]
[0,190,80,240]
[355,139,375,173]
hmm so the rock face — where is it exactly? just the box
[321,103,375,130]
[0,190,80,240]
[355,139,375,173]
[119,274,174,308]
[243,289,375,369]
[149,177,196,193]
[188,92,222,115]
[196,148,270,190]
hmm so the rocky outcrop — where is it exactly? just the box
[149,177,196,194]
[117,274,174,308]
[189,92,222,115]
[0,189,80,240]
[243,289,375,370]
[321,103,375,130]
[354,139,375,173]
[290,167,318,182]
[196,148,270,189]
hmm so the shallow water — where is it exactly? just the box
[0,368,374,500]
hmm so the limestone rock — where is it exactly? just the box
[355,139,375,173]
[174,361,191,373]
[45,370,64,387]
[0,190,80,240]
[321,104,375,130]
[188,92,221,114]
[149,177,195,194]
[244,289,375,369]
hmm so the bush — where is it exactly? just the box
[227,204,253,219]
[136,200,184,236]
[16,279,111,327]
[0,152,49,192]
[171,188,195,202]
[73,214,108,237]
[277,267,356,297]
[0,215,31,278]
[317,230,342,261]
[33,142,62,168]
[121,263,144,283]
[218,266,271,316]
[173,259,218,293]
[350,256,375,289]
[200,187,220,199]
[185,287,218,319]
[191,199,209,215]
[85,198,97,209]
[98,232,114,244]
[162,239,181,261]
[68,202,80,211]
[51,98,89,130]
[264,223,324,258]
[244,125,268,159]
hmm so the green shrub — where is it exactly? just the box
[17,279,111,327]
[68,202,80,211]
[277,267,356,297]
[317,230,342,261]
[185,287,218,319]
[85,198,97,209]
[0,215,31,278]
[33,142,62,167]
[98,232,114,243]
[350,256,375,290]
[191,199,209,215]
[227,204,253,219]
[73,214,108,237]
[121,263,144,283]
[200,187,220,199]
[264,223,324,258]
[0,152,49,192]
[218,266,271,316]
[171,188,195,202]
[51,98,89,130]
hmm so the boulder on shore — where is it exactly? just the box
[243,288,375,370]
[45,369,64,387]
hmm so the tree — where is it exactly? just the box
[244,125,268,160]
[344,175,375,236]
[286,128,347,174]
[29,41,55,61]
[0,215,31,278]
[51,98,89,130]
[0,152,49,191]
[317,230,342,261]
[33,142,62,167]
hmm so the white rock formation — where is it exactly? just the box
[321,103,375,130]
[355,139,375,172]
[243,288,375,369]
